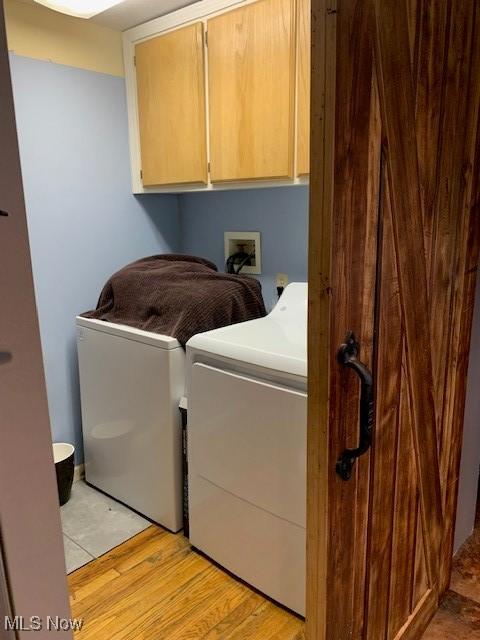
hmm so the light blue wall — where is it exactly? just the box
[10,53,309,463]
[10,54,181,463]
[178,187,309,310]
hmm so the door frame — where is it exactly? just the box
[306,1,335,636]
[0,2,72,635]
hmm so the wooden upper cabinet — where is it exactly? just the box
[135,23,207,186]
[207,0,296,182]
[296,0,310,176]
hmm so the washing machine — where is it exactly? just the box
[76,318,185,532]
[186,283,307,615]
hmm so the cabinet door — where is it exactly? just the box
[207,0,295,182]
[296,0,310,176]
[135,23,207,186]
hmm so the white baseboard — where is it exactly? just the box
[73,464,85,483]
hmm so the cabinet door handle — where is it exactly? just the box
[336,331,374,481]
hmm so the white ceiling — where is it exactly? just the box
[20,0,201,31]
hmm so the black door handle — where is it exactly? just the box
[336,331,374,481]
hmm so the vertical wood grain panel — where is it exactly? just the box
[414,2,449,275]
[412,499,429,610]
[428,1,475,464]
[405,0,421,68]
[435,0,480,466]
[296,0,311,176]
[323,2,377,638]
[388,344,422,637]
[438,1,480,593]
[351,69,381,640]
[306,0,335,637]
[365,175,403,640]
[207,0,295,182]
[136,23,207,186]
[371,0,444,585]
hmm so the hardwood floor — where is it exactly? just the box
[68,525,305,639]
[69,512,480,639]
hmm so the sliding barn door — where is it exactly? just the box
[307,1,480,638]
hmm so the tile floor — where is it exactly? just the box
[61,480,150,573]
[424,496,480,638]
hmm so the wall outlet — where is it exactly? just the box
[276,273,289,288]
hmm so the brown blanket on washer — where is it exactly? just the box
[81,254,266,347]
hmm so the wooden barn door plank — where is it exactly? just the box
[305,0,336,637]
[370,0,444,584]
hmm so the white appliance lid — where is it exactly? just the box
[76,317,181,349]
[186,283,307,378]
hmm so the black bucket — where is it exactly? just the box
[53,443,75,506]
